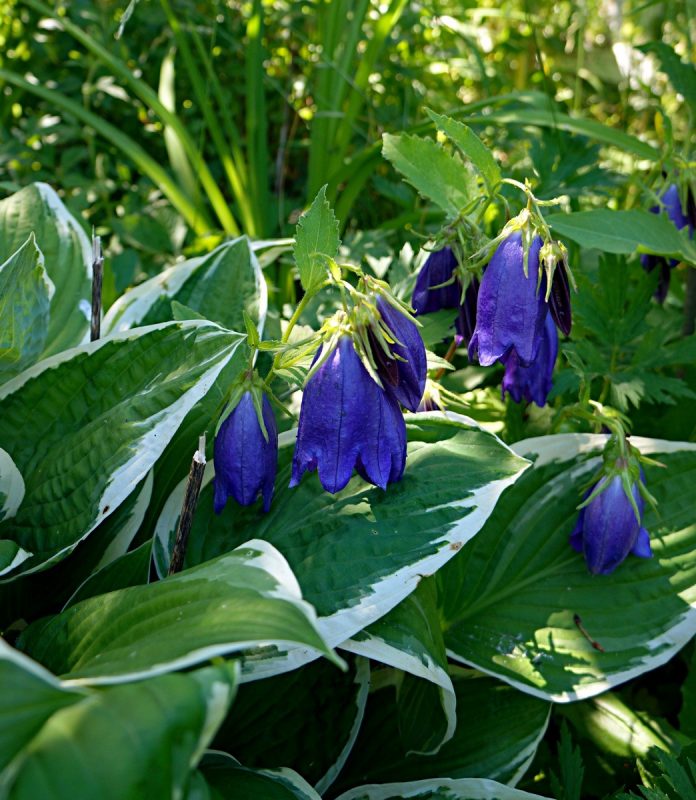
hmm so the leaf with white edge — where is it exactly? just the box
[439,434,696,702]
[213,656,370,794]
[0,541,33,577]
[382,134,477,218]
[0,183,92,356]
[18,539,342,685]
[0,234,54,382]
[0,639,86,773]
[637,41,696,114]
[336,671,550,791]
[426,109,501,191]
[293,186,340,293]
[0,321,243,579]
[342,579,455,756]
[153,414,530,677]
[102,236,267,335]
[334,777,552,800]
[199,762,322,800]
[546,210,687,257]
[0,448,24,523]
[1,662,238,799]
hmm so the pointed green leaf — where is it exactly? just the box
[200,761,322,800]
[293,186,340,293]
[0,448,24,524]
[334,777,553,800]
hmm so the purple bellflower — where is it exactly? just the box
[468,232,547,367]
[454,277,480,348]
[570,470,652,575]
[291,336,406,494]
[214,389,278,514]
[411,247,461,315]
[370,296,427,412]
[502,312,558,407]
[641,183,694,302]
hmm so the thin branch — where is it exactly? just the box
[90,231,104,342]
[168,434,207,576]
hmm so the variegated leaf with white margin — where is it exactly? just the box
[0,234,54,382]
[0,320,243,580]
[440,434,696,702]
[17,539,342,685]
[152,413,530,679]
[0,448,24,524]
[197,754,323,800]
[342,578,456,756]
[102,235,267,334]
[334,777,552,800]
[335,670,550,791]
[0,182,92,356]
[212,655,370,794]
[0,652,238,799]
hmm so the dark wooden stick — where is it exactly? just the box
[90,232,104,342]
[168,435,207,576]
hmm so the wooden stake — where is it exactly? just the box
[168,435,207,576]
[90,232,104,342]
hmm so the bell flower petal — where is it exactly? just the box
[412,247,461,315]
[501,312,558,407]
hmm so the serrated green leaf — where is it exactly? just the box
[0,183,92,357]
[382,133,476,218]
[426,109,501,191]
[0,235,53,382]
[293,186,340,293]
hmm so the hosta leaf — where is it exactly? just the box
[0,448,24,524]
[439,434,696,702]
[102,236,267,334]
[18,539,341,684]
[199,760,322,800]
[334,777,552,800]
[336,671,550,791]
[213,656,369,793]
[0,321,243,579]
[0,183,92,357]
[0,661,237,800]
[153,414,530,676]
[0,234,53,382]
[293,186,340,293]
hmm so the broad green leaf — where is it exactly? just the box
[546,210,686,256]
[382,133,476,218]
[0,183,92,357]
[334,777,552,800]
[426,109,501,191]
[102,236,267,334]
[199,761,322,800]
[0,321,243,579]
[1,662,238,799]
[637,42,696,114]
[561,692,679,760]
[0,640,85,773]
[343,579,455,756]
[213,656,369,793]
[0,448,24,523]
[293,186,340,293]
[153,414,530,676]
[336,672,549,791]
[439,434,696,702]
[0,541,32,578]
[18,540,340,684]
[0,235,53,382]
[680,646,696,740]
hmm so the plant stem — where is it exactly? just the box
[90,233,103,342]
[168,435,206,576]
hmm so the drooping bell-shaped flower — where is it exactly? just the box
[290,336,406,494]
[468,232,547,367]
[369,296,426,412]
[641,183,694,302]
[502,312,558,407]
[213,389,278,514]
[454,276,480,348]
[412,247,461,315]
[569,470,652,575]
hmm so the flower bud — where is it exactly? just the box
[412,247,461,315]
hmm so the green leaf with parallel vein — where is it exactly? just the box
[0,320,243,579]
[102,236,267,334]
[18,540,340,684]
[439,434,696,702]
[293,186,340,293]
[1,659,237,799]
[0,183,92,357]
[0,235,53,382]
[546,210,687,256]
[199,760,323,800]
[336,672,549,791]
[426,110,501,191]
[153,414,530,677]
[0,448,24,524]
[334,777,552,800]
[382,134,477,218]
